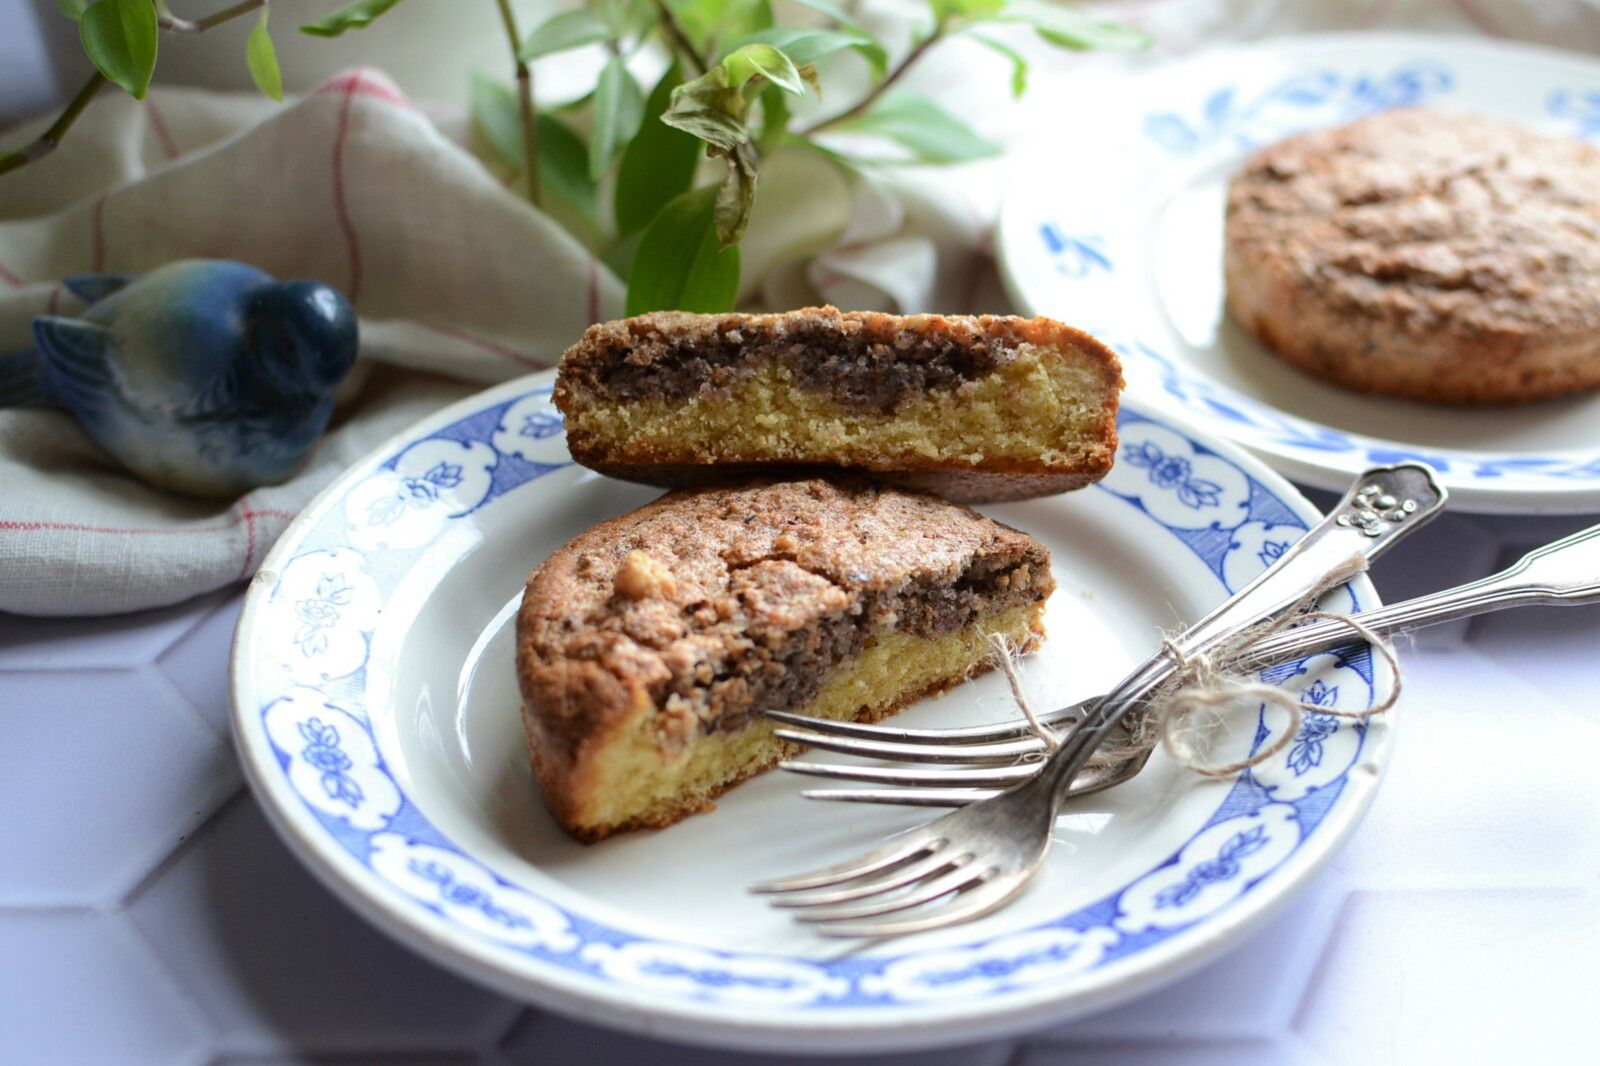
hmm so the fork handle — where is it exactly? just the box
[1087,464,1445,733]
[1040,519,1600,799]
[1166,463,1446,656]
[1243,519,1600,666]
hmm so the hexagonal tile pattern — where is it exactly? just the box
[1295,889,1600,1063]
[156,595,244,735]
[126,796,521,1058]
[500,1012,1012,1066]
[0,590,232,671]
[0,667,238,906]
[0,911,212,1066]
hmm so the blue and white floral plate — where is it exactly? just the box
[999,34,1600,514]
[231,371,1393,1052]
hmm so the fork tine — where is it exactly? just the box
[807,873,1028,939]
[801,786,1000,807]
[779,760,1035,789]
[795,862,990,924]
[748,832,938,895]
[773,728,1049,764]
[769,848,966,909]
[761,707,1083,744]
[797,754,1151,807]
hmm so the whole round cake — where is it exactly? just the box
[1225,107,1600,404]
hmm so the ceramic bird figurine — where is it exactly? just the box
[0,259,357,498]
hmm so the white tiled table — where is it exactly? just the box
[2,499,1597,1065]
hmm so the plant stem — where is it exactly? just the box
[650,0,707,75]
[159,0,269,33]
[799,17,947,135]
[0,72,108,177]
[493,0,541,207]
[2,0,271,180]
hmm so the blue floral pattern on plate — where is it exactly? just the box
[1549,87,1600,139]
[1142,63,1453,154]
[235,381,1385,1013]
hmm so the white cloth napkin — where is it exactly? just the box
[0,69,623,616]
[2,0,1598,616]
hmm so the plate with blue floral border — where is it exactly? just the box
[999,33,1600,514]
[230,369,1393,1052]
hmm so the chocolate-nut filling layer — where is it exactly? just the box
[682,556,1045,735]
[571,319,1016,415]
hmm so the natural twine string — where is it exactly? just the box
[989,554,1402,779]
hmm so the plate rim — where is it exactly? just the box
[997,30,1600,515]
[230,369,1390,1052]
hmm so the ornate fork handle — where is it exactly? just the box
[1040,518,1600,802]
[992,465,1443,741]
[1032,465,1447,802]
[1244,519,1600,668]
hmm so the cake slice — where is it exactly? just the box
[515,478,1054,841]
[554,307,1123,503]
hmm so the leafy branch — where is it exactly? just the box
[4,0,1150,315]
[799,15,948,136]
[0,0,276,177]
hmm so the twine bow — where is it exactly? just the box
[991,555,1401,778]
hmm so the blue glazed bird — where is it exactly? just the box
[0,259,357,498]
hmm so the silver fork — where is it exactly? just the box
[765,464,1446,775]
[749,464,1446,936]
[793,519,1600,805]
[752,519,1600,937]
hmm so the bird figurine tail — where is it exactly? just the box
[0,350,46,407]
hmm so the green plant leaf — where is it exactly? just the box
[713,145,758,246]
[969,32,1026,98]
[737,26,886,77]
[676,0,774,54]
[55,0,91,19]
[662,42,810,156]
[835,90,999,163]
[758,81,792,150]
[595,0,657,38]
[929,0,1005,20]
[614,65,701,237]
[589,55,645,182]
[470,73,598,224]
[626,184,740,314]
[299,0,407,38]
[80,0,158,99]
[536,112,598,227]
[517,9,613,61]
[661,84,747,156]
[471,73,524,169]
[721,42,806,95]
[246,9,283,101]
[999,0,1150,50]
[786,0,878,40]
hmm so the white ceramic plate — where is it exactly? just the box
[999,33,1600,514]
[231,372,1392,1052]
